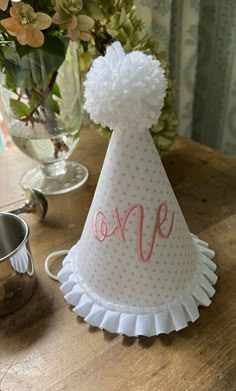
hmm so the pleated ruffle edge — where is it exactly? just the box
[58,234,217,337]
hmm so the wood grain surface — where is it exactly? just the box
[0,129,236,391]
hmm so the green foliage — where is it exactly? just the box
[41,35,68,59]
[87,0,178,154]
[49,95,60,114]
[0,0,177,154]
[0,36,68,126]
[14,42,34,58]
[52,82,62,99]
[10,99,31,119]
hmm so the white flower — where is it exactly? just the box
[84,42,167,133]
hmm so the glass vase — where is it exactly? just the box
[0,39,88,195]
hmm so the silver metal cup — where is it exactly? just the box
[0,213,36,316]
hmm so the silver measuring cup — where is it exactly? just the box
[0,213,36,316]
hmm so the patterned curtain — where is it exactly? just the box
[135,0,236,155]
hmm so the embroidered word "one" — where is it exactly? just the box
[93,202,175,262]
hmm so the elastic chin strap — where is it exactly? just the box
[45,250,69,281]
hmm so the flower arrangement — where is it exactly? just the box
[0,0,177,154]
[0,1,94,47]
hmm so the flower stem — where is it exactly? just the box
[22,71,58,124]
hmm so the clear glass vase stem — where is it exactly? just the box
[21,161,89,196]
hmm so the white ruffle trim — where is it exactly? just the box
[58,234,217,337]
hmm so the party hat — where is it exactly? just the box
[58,43,217,337]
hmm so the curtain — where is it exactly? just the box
[135,0,236,155]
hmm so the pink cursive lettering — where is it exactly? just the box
[93,203,175,262]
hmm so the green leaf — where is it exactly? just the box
[110,14,120,29]
[49,96,60,114]
[29,90,40,111]
[4,63,19,91]
[95,124,112,140]
[3,44,20,64]
[156,135,174,147]
[10,99,31,119]
[119,8,127,25]
[163,130,177,139]
[106,29,119,38]
[77,15,94,31]
[52,82,61,99]
[42,36,68,59]
[82,1,102,19]
[15,41,35,59]
[151,121,164,133]
[123,19,134,38]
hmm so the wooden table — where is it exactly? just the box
[0,129,236,391]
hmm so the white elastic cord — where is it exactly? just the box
[44,250,69,281]
[27,250,34,277]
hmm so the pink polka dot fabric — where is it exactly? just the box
[58,130,217,336]
[77,130,198,306]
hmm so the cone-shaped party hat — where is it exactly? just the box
[58,43,217,336]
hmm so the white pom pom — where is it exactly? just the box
[84,42,167,133]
